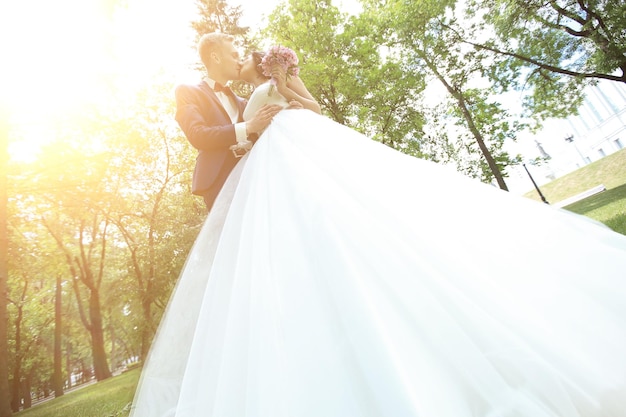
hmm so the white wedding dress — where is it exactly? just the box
[130,82,626,417]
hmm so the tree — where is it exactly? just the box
[105,82,202,361]
[192,0,249,38]
[364,0,521,188]
[263,0,427,154]
[53,274,63,397]
[0,103,12,416]
[456,0,626,121]
[5,226,57,411]
[44,212,113,382]
[7,266,28,412]
[265,0,359,125]
[35,136,116,382]
[190,0,257,95]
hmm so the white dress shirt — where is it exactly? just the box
[204,78,249,146]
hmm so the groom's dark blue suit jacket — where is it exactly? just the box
[175,81,247,208]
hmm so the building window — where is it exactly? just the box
[615,138,623,149]
[598,148,606,157]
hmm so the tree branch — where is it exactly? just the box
[458,35,624,83]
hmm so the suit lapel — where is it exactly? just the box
[199,81,232,121]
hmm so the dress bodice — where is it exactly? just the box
[243,82,290,121]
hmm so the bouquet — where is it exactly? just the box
[261,45,300,96]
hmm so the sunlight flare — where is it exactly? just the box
[2,0,197,161]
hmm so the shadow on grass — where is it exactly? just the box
[603,213,626,235]
[564,183,626,235]
[564,183,626,213]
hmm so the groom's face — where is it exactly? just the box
[216,41,242,81]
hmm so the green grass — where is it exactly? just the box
[16,369,140,417]
[523,148,626,203]
[564,183,626,235]
[523,148,626,235]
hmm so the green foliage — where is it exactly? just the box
[6,73,204,401]
[465,0,626,123]
[191,0,259,95]
[191,0,249,40]
[95,81,204,359]
[364,0,521,187]
[448,87,525,182]
[5,221,56,406]
[261,0,427,155]
[4,0,254,405]
[489,0,625,75]
[264,0,360,125]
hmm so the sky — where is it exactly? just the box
[0,0,360,115]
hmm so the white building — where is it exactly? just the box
[506,80,626,194]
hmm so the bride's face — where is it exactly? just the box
[239,55,257,83]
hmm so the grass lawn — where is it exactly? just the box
[564,183,626,235]
[15,369,140,417]
[523,148,626,235]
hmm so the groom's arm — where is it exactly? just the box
[175,84,240,152]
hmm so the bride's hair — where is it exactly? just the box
[252,51,271,80]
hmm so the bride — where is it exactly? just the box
[130,47,626,417]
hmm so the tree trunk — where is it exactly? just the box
[20,376,31,410]
[455,93,509,191]
[140,297,153,361]
[0,236,11,417]
[109,313,117,372]
[53,275,64,397]
[10,307,22,413]
[66,343,72,388]
[0,112,13,416]
[89,290,111,381]
[418,50,509,190]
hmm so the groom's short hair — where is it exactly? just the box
[198,32,235,67]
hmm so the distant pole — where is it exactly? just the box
[522,163,549,204]
[564,134,587,166]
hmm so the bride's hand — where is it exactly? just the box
[270,65,288,90]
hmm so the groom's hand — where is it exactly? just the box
[287,100,303,109]
[245,104,283,136]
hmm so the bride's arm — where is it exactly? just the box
[285,77,322,114]
[272,67,321,114]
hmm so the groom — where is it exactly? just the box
[175,32,283,210]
